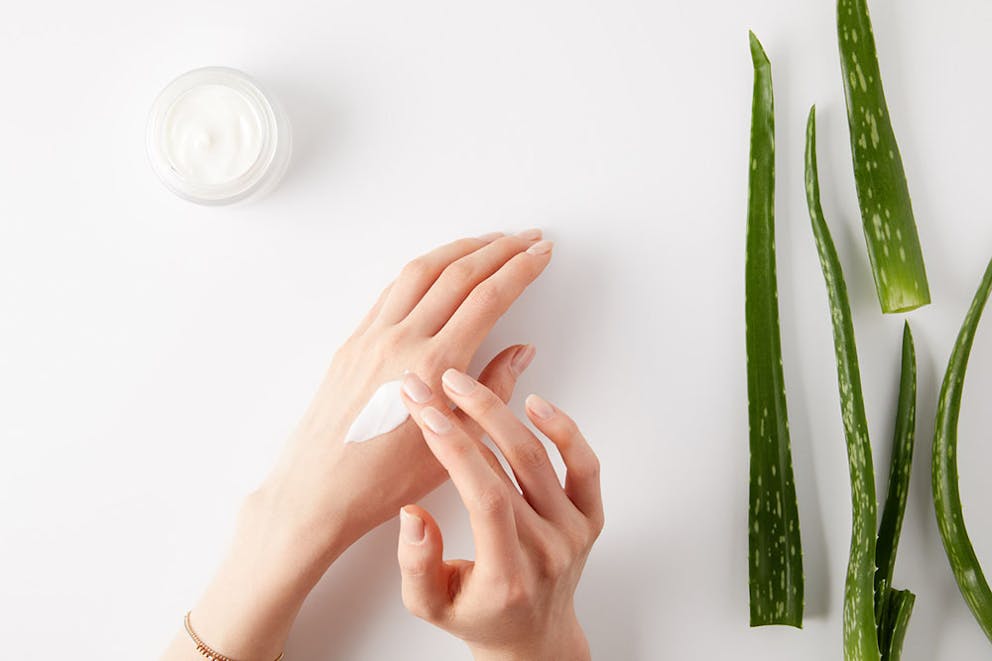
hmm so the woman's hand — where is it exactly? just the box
[264,230,551,551]
[396,369,603,661]
[169,232,552,661]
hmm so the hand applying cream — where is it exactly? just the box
[162,232,553,661]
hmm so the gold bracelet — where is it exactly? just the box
[184,611,285,661]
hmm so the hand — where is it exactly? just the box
[267,229,551,550]
[396,369,604,661]
[170,232,552,661]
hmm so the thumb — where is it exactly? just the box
[397,505,450,623]
[479,343,535,403]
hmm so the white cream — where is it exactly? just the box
[162,84,264,186]
[344,380,411,444]
[147,67,292,205]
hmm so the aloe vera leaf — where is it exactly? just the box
[874,322,916,610]
[805,105,881,661]
[745,31,804,628]
[932,256,992,643]
[837,0,930,313]
[878,588,916,661]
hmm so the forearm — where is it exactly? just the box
[162,483,356,661]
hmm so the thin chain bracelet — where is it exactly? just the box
[184,611,285,661]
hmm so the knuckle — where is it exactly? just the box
[590,512,606,538]
[442,260,477,287]
[473,387,503,416]
[470,281,503,308]
[375,328,406,356]
[571,452,601,482]
[544,546,573,577]
[417,345,449,377]
[476,484,508,514]
[440,437,472,462]
[398,554,432,577]
[499,579,533,610]
[400,257,433,284]
[401,591,439,622]
[509,440,549,471]
[557,416,581,441]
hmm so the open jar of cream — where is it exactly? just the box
[147,67,292,205]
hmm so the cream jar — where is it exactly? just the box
[147,67,292,205]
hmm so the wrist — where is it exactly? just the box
[186,487,354,661]
[469,614,590,661]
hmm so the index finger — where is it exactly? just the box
[436,241,552,355]
[400,373,521,575]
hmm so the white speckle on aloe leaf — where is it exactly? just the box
[855,64,867,91]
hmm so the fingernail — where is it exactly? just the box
[510,345,536,377]
[516,228,543,241]
[402,373,433,403]
[421,407,453,434]
[400,508,425,544]
[526,393,555,420]
[526,240,553,255]
[442,368,477,395]
[477,231,504,243]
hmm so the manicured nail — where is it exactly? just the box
[516,228,543,241]
[400,508,425,544]
[510,345,536,377]
[402,373,433,403]
[442,368,477,396]
[526,393,555,420]
[526,240,553,255]
[421,407,453,434]
[477,231,504,243]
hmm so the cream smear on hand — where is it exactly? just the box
[147,67,291,205]
[343,380,411,444]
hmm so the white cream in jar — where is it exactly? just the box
[147,67,291,205]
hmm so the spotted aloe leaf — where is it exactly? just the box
[932,256,992,643]
[837,0,930,313]
[745,31,804,629]
[805,106,881,661]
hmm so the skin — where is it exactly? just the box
[397,370,603,661]
[162,230,560,661]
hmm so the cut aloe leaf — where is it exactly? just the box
[837,0,930,313]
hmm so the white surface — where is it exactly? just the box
[1,1,991,659]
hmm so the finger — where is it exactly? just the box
[525,394,603,528]
[436,241,553,356]
[400,373,521,574]
[405,231,542,335]
[440,368,573,521]
[377,233,504,325]
[398,505,452,622]
[456,344,536,439]
[351,282,393,337]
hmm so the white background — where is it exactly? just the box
[1,1,991,659]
